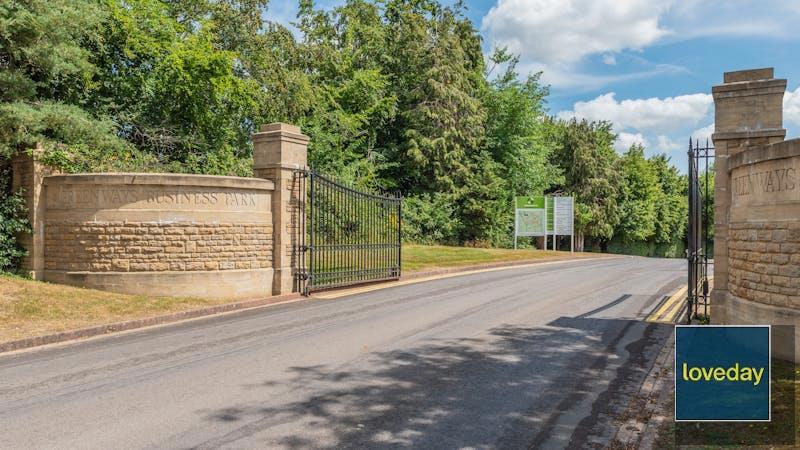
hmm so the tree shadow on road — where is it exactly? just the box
[198,315,672,449]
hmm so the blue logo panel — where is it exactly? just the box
[675,325,770,421]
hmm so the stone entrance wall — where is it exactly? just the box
[11,123,308,300]
[42,174,274,299]
[712,69,800,361]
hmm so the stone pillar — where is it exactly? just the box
[711,68,786,322]
[252,123,309,295]
[11,144,57,280]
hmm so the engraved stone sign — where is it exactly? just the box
[731,156,799,207]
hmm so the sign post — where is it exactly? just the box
[554,196,575,253]
[514,195,573,252]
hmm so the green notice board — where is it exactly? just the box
[515,196,554,232]
[515,196,545,209]
[514,195,574,249]
[514,196,546,237]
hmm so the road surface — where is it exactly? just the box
[0,256,683,449]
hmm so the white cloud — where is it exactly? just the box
[479,0,800,91]
[523,63,685,93]
[482,0,672,67]
[665,0,800,41]
[783,87,800,129]
[615,132,648,153]
[557,92,712,132]
[520,63,685,93]
[656,135,683,153]
[691,124,714,145]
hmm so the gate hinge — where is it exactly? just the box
[296,271,309,281]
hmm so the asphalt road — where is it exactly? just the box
[0,256,683,449]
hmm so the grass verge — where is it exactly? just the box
[0,273,236,343]
[1,245,600,344]
[402,244,597,272]
[653,362,799,448]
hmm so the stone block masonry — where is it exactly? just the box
[43,222,272,273]
[712,68,800,362]
[11,123,309,300]
[728,222,800,308]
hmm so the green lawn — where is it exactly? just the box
[402,244,597,272]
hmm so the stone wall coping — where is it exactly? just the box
[712,78,786,96]
[43,173,275,191]
[728,138,800,171]
[712,128,786,141]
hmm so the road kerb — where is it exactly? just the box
[0,293,302,355]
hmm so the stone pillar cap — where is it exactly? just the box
[260,123,302,134]
[252,122,310,144]
[723,68,774,83]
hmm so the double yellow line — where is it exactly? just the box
[646,285,688,323]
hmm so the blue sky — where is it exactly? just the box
[266,0,800,171]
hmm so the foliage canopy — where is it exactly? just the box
[0,0,689,264]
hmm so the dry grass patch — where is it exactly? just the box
[0,274,235,342]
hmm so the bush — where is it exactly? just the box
[0,166,30,273]
[402,193,459,245]
[603,237,686,258]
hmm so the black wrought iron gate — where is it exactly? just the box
[687,139,714,323]
[294,169,401,295]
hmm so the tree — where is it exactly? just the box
[0,0,135,166]
[549,119,621,251]
[700,164,714,246]
[650,154,687,246]
[617,144,659,242]
[294,0,397,185]
[480,48,562,245]
[379,0,487,195]
[90,0,259,175]
[1,0,690,254]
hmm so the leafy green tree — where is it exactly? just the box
[700,164,715,246]
[1,0,692,254]
[0,166,30,272]
[650,154,687,246]
[90,0,259,175]
[380,0,487,195]
[617,144,659,242]
[295,0,397,185]
[0,0,134,163]
[480,48,562,245]
[549,119,621,251]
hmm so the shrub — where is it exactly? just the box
[0,166,30,273]
[402,193,459,245]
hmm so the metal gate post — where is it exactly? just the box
[687,141,696,323]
